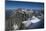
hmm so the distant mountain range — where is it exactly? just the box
[5,9,13,17]
[5,8,44,17]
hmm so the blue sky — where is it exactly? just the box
[5,1,44,10]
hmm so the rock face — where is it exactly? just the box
[5,8,44,31]
[5,8,33,31]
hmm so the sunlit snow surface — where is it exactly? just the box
[22,16,40,27]
[13,24,18,30]
[31,16,40,23]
